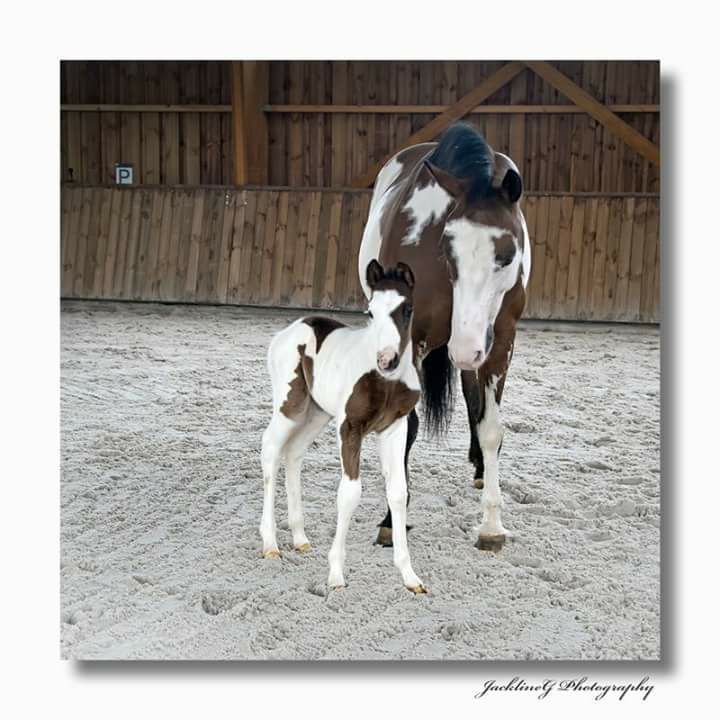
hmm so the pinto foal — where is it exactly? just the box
[260,260,425,593]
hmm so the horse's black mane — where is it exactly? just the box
[427,122,494,203]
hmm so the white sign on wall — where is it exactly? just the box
[115,163,133,185]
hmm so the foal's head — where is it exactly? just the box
[365,260,415,376]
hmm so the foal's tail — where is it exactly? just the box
[421,345,456,439]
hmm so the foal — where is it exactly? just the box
[260,260,425,593]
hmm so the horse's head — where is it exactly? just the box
[421,139,525,371]
[365,259,415,376]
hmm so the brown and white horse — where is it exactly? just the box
[261,262,426,592]
[358,123,531,551]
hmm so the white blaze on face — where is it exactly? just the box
[367,289,405,370]
[446,219,520,371]
[400,179,454,246]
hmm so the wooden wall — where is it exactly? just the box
[61,61,232,185]
[61,61,660,193]
[61,185,659,323]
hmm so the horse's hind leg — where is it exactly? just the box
[283,404,330,552]
[461,370,485,489]
[374,407,418,547]
[260,412,297,558]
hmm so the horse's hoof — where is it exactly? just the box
[406,584,427,594]
[374,526,394,547]
[475,534,505,552]
[473,477,484,489]
[263,549,281,559]
[294,543,312,553]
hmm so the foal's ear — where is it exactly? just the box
[396,262,415,290]
[422,160,469,198]
[366,259,385,289]
[492,152,523,203]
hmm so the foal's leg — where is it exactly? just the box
[374,407,418,546]
[379,417,425,593]
[283,404,330,552]
[328,422,363,588]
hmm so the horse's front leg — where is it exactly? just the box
[475,371,509,551]
[378,417,426,593]
[328,421,363,589]
[374,407,418,546]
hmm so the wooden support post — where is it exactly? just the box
[524,61,660,167]
[350,61,525,188]
[242,61,269,185]
[231,61,248,186]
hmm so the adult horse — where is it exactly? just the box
[358,123,531,552]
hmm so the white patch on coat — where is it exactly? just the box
[445,219,521,368]
[400,180,453,246]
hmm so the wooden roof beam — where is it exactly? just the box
[349,61,525,188]
[524,61,660,167]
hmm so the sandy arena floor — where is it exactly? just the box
[60,301,660,660]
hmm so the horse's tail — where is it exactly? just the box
[420,345,456,439]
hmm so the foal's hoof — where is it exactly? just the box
[475,534,506,553]
[294,543,312,553]
[374,526,394,547]
[263,549,281,559]
[473,477,484,490]
[406,584,427,595]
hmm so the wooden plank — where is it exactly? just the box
[589,198,611,319]
[237,191,259,302]
[131,190,154,298]
[241,61,270,184]
[182,61,201,185]
[552,196,574,317]
[298,191,322,306]
[203,64,223,184]
[196,189,221,301]
[227,190,250,303]
[288,63,304,186]
[153,191,174,298]
[334,192,354,305]
[576,197,599,320]
[539,197,562,318]
[527,195,549,315]
[61,188,81,295]
[215,190,237,304]
[322,193,344,307]
[626,197,648,321]
[289,192,312,305]
[184,190,206,299]
[161,113,180,184]
[600,197,623,319]
[73,188,92,296]
[247,190,269,303]
[101,189,123,296]
[141,112,161,183]
[280,191,301,304]
[639,198,660,322]
[112,190,134,297]
[351,62,525,188]
[564,199,586,318]
[66,112,83,182]
[311,191,333,308]
[91,188,113,296]
[270,192,290,304]
[508,71,527,177]
[258,190,279,303]
[80,112,101,184]
[525,61,660,167]
[612,197,636,319]
[61,102,660,114]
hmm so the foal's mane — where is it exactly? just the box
[427,123,494,203]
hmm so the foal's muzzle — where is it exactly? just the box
[377,350,399,372]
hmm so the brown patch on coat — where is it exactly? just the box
[302,316,346,352]
[280,344,313,419]
[339,372,420,479]
[493,232,517,268]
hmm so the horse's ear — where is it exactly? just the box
[396,262,415,290]
[501,169,523,203]
[493,152,523,203]
[422,161,469,198]
[366,259,384,289]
